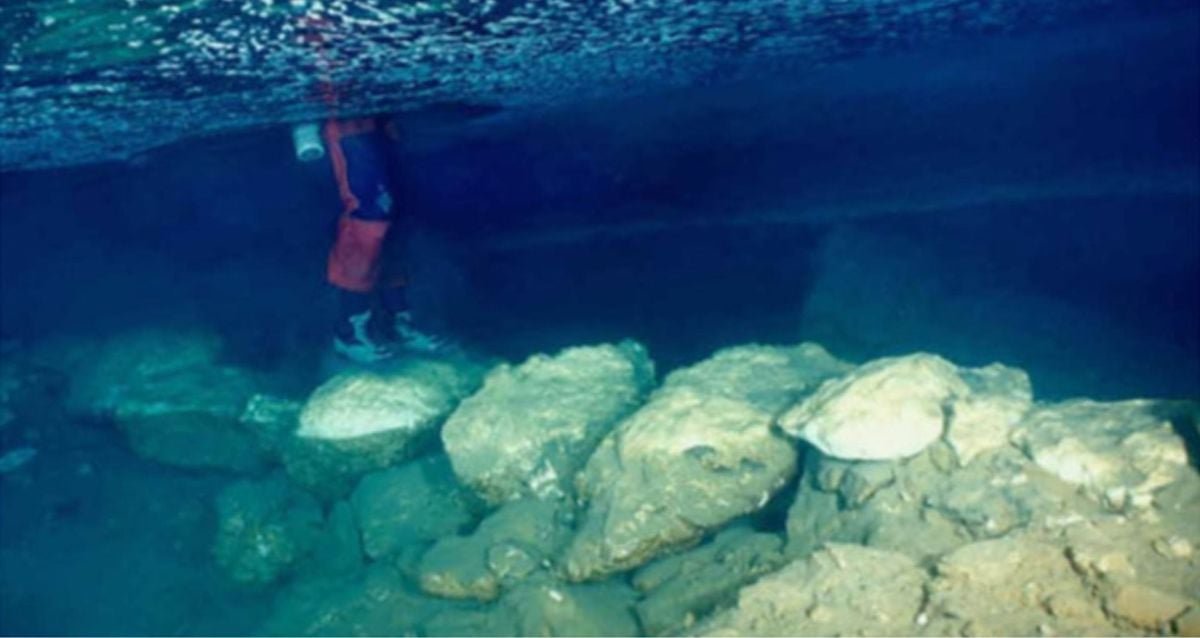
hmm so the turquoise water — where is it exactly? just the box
[1,1,1198,636]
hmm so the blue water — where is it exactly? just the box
[0,1,1198,635]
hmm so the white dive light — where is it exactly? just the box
[292,122,325,162]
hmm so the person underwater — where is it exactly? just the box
[293,117,451,363]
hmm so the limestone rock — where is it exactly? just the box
[213,474,323,587]
[419,498,570,601]
[658,342,852,413]
[114,364,265,472]
[283,355,484,498]
[696,544,925,636]
[924,535,1120,636]
[785,441,1106,563]
[564,389,794,581]
[1103,583,1193,632]
[61,327,224,417]
[562,345,847,582]
[307,500,364,577]
[422,574,639,637]
[633,526,787,636]
[350,454,476,560]
[260,563,468,636]
[442,341,654,504]
[778,353,968,460]
[239,393,302,456]
[947,363,1033,465]
[1012,399,1192,511]
[47,327,267,472]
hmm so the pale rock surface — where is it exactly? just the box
[441,341,654,504]
[296,356,479,440]
[947,363,1033,465]
[1012,399,1191,511]
[696,544,925,637]
[657,342,852,412]
[778,353,968,460]
[924,534,1120,636]
[564,389,790,581]
[283,355,484,498]
[562,343,847,582]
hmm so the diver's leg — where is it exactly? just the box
[324,117,398,362]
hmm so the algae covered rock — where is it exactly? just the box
[51,327,268,472]
[697,543,926,637]
[563,343,848,581]
[60,327,224,417]
[442,341,654,504]
[114,364,266,472]
[778,353,968,461]
[350,454,476,560]
[633,526,787,636]
[423,574,639,637]
[282,355,484,498]
[0,348,66,430]
[419,498,571,602]
[213,474,323,587]
[260,563,469,636]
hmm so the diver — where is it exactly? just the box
[293,116,450,363]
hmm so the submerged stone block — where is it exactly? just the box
[351,454,475,560]
[283,355,484,498]
[213,474,323,587]
[442,341,654,504]
[563,344,846,581]
[779,353,967,461]
[419,498,571,602]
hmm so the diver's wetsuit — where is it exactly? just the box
[323,116,405,297]
[322,115,452,361]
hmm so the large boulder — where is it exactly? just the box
[562,343,849,581]
[350,454,476,561]
[778,353,969,461]
[418,498,571,602]
[49,327,268,472]
[696,544,926,637]
[59,327,224,417]
[282,355,484,498]
[442,341,654,504]
[213,474,324,587]
[632,526,787,636]
[114,364,266,472]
